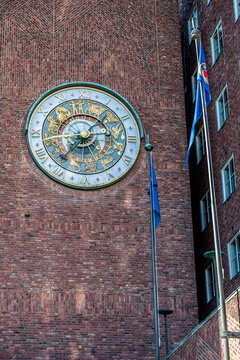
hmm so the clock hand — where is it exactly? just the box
[43,128,110,141]
[61,136,83,159]
[88,113,107,132]
[89,130,111,137]
[43,133,83,141]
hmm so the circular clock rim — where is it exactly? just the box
[25,82,144,138]
[25,82,143,190]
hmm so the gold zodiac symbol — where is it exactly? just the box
[46,116,59,135]
[56,106,71,123]
[104,112,119,123]
[86,102,105,118]
[110,123,123,140]
[83,160,98,173]
[111,138,124,155]
[100,156,114,170]
[69,158,82,172]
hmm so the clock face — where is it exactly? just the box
[26,83,142,189]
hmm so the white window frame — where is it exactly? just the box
[205,262,216,303]
[228,230,240,279]
[195,126,206,164]
[188,5,198,44]
[216,84,229,130]
[233,0,240,21]
[191,67,197,102]
[210,19,224,65]
[200,190,211,231]
[221,154,236,202]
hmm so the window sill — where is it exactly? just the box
[223,187,236,204]
[212,49,223,67]
[229,270,240,281]
[217,115,229,132]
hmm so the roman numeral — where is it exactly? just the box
[123,155,132,166]
[38,107,48,115]
[52,166,65,178]
[128,135,136,143]
[121,114,130,121]
[35,148,48,163]
[32,129,41,138]
[107,172,115,180]
[79,176,90,185]
[55,93,67,102]
[105,98,111,105]
[78,90,91,98]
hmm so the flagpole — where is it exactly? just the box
[190,21,230,360]
[145,134,160,360]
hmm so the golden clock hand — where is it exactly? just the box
[43,133,83,141]
[43,129,110,141]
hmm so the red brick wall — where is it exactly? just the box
[179,0,240,320]
[165,288,240,360]
[0,0,198,358]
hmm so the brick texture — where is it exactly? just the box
[165,289,240,360]
[0,0,198,358]
[179,0,240,320]
[171,0,240,358]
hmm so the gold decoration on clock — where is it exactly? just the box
[26,83,142,189]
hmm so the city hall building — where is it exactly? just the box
[0,0,239,359]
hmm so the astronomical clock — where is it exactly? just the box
[25,82,143,189]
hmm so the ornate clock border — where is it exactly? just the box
[25,82,144,190]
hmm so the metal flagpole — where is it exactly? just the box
[145,134,160,360]
[190,21,230,360]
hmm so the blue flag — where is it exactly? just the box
[186,44,211,166]
[148,154,161,229]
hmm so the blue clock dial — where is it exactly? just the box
[26,83,142,189]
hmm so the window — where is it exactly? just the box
[210,20,223,64]
[196,126,206,164]
[188,5,198,44]
[191,67,197,102]
[200,190,211,231]
[233,0,240,21]
[205,262,216,302]
[228,230,240,279]
[221,155,236,201]
[216,84,229,130]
